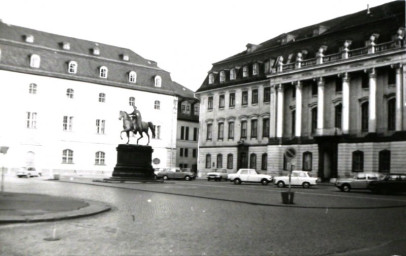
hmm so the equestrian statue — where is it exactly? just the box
[119,105,155,145]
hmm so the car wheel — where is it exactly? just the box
[207,177,211,181]
[277,181,285,188]
[342,184,351,192]
[163,175,169,180]
[302,182,310,188]
[234,179,241,185]
[185,176,191,181]
[218,177,222,182]
[26,174,30,178]
[261,179,269,185]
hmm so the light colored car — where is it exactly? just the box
[227,168,273,185]
[274,170,318,188]
[336,172,385,192]
[16,167,41,178]
[207,169,228,181]
[155,167,195,181]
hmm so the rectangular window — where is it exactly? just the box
[361,103,369,132]
[311,108,317,134]
[185,127,189,140]
[193,128,198,141]
[311,83,318,96]
[185,148,188,158]
[241,121,247,139]
[26,112,37,129]
[63,116,73,131]
[218,123,224,140]
[335,104,342,129]
[96,119,105,134]
[388,69,396,85]
[29,83,37,94]
[193,149,197,158]
[243,66,248,77]
[263,118,269,137]
[219,95,225,109]
[208,96,213,110]
[180,148,184,157]
[229,93,235,107]
[362,73,369,89]
[251,120,257,138]
[180,126,185,140]
[242,91,248,106]
[263,87,270,103]
[206,124,212,140]
[335,77,342,92]
[62,149,73,164]
[252,89,258,104]
[194,105,199,116]
[228,122,234,139]
[153,125,161,139]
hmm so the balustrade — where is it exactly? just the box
[322,53,341,63]
[348,47,368,57]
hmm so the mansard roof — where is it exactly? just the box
[197,0,404,93]
[0,20,191,97]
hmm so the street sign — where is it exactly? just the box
[284,147,296,160]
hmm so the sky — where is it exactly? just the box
[1,0,395,92]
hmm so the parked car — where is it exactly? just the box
[155,167,195,181]
[227,169,273,185]
[335,172,384,192]
[274,170,318,188]
[207,169,228,181]
[16,167,41,178]
[368,173,406,194]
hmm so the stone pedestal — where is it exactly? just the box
[112,144,155,180]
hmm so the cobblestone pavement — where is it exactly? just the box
[1,175,406,256]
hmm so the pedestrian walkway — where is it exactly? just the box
[0,192,111,224]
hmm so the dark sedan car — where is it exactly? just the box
[368,173,406,194]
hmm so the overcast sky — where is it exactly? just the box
[2,0,394,92]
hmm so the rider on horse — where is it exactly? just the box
[129,105,143,130]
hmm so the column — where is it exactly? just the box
[395,65,403,131]
[403,65,406,130]
[295,81,302,137]
[269,84,277,137]
[368,68,377,133]
[342,73,350,134]
[317,78,325,135]
[276,84,284,138]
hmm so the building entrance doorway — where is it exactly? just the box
[237,144,249,170]
[317,140,338,181]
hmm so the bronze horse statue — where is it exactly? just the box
[119,111,156,145]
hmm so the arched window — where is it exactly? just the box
[388,98,396,131]
[303,152,312,171]
[62,149,73,164]
[205,154,211,169]
[99,66,108,78]
[129,97,135,106]
[217,154,223,168]
[154,76,162,87]
[208,74,214,84]
[352,151,364,172]
[30,54,41,68]
[99,93,105,103]
[261,153,267,170]
[227,154,233,169]
[95,151,105,165]
[129,71,137,83]
[249,153,257,169]
[68,61,78,74]
[379,150,390,172]
[361,102,369,132]
[66,88,74,99]
[154,100,160,110]
[219,71,226,83]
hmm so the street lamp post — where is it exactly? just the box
[0,146,9,193]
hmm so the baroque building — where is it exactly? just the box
[0,20,194,176]
[196,1,405,180]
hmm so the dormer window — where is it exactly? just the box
[253,63,259,76]
[208,74,214,84]
[99,66,108,78]
[25,35,34,43]
[243,66,249,78]
[154,75,162,87]
[93,47,100,55]
[230,69,236,80]
[219,71,226,83]
[129,71,137,83]
[68,61,78,74]
[122,54,129,61]
[30,54,41,68]
[62,42,70,50]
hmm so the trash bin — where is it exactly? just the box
[281,191,295,204]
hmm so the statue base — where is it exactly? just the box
[111,144,155,180]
